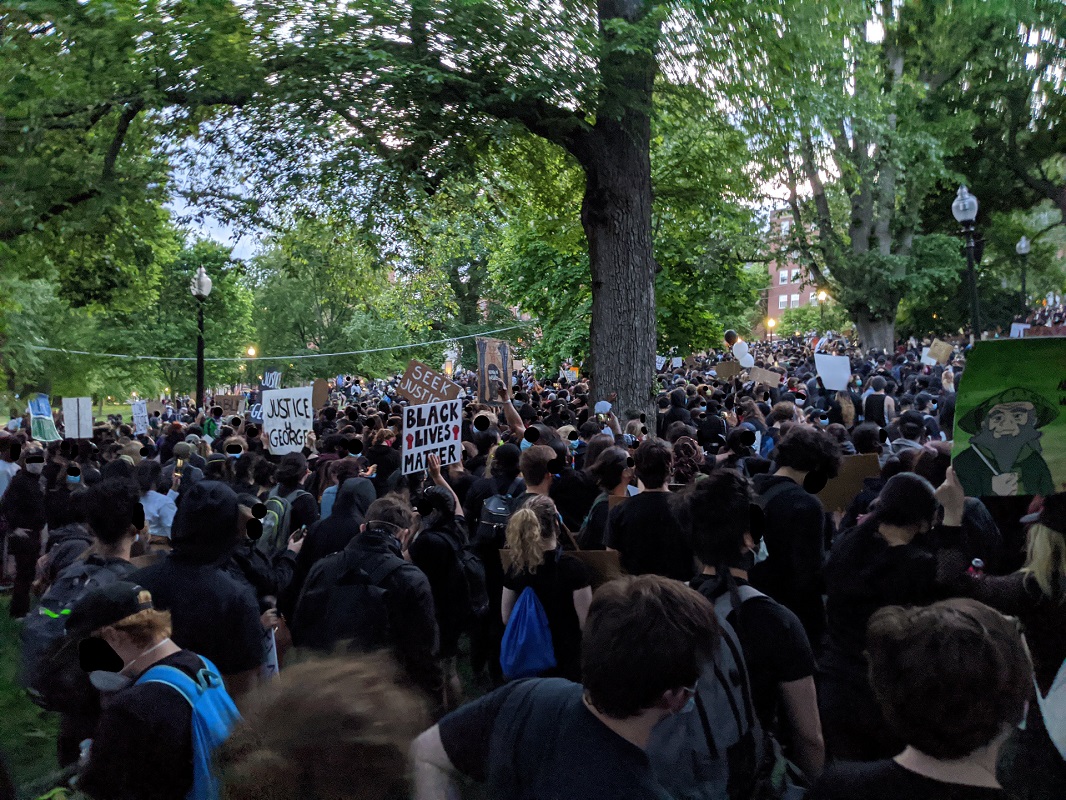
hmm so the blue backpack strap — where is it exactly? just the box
[136,662,204,705]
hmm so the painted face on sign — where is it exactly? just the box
[987,402,1034,439]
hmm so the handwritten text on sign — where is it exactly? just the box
[262,386,314,455]
[402,399,463,475]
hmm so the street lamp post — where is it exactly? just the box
[189,266,213,412]
[951,186,980,343]
[766,317,776,344]
[817,290,828,333]
[1016,236,1031,319]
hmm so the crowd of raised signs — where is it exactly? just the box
[0,331,1063,800]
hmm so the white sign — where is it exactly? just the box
[814,353,852,391]
[655,355,667,371]
[262,386,314,455]
[131,400,149,436]
[62,397,94,439]
[920,347,937,367]
[401,399,463,475]
[1010,323,1031,339]
[671,356,683,368]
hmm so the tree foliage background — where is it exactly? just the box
[1,0,1064,411]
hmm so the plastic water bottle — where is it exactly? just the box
[967,558,985,577]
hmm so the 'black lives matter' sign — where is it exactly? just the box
[402,399,463,475]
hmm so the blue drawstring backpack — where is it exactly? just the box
[500,587,556,679]
[136,655,241,800]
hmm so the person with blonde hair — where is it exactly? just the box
[502,494,591,680]
[68,581,239,800]
[220,654,427,800]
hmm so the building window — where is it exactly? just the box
[781,219,791,237]
[791,268,802,283]
[779,295,788,310]
[809,291,816,303]
[790,294,800,308]
[779,270,788,285]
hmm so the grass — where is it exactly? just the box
[0,597,60,792]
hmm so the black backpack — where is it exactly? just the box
[419,525,490,624]
[475,478,524,546]
[20,556,134,712]
[289,549,407,652]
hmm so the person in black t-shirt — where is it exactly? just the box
[502,494,592,680]
[677,470,824,779]
[133,481,266,703]
[411,575,718,800]
[578,447,633,550]
[810,599,1030,800]
[605,438,694,581]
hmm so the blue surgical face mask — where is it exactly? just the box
[520,439,533,451]
[818,417,829,427]
[855,380,862,387]
[569,439,579,452]
[66,475,80,484]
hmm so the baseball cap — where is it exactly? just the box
[66,582,154,640]
[1020,493,1066,534]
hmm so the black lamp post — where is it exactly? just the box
[817,290,828,333]
[1016,235,1030,319]
[951,186,980,342]
[190,266,213,412]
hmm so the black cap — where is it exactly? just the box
[66,582,153,639]
[172,480,240,562]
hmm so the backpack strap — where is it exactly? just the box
[360,553,408,587]
[136,658,207,704]
[753,479,795,511]
[505,477,524,498]
[712,583,766,617]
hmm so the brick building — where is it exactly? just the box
[764,213,817,322]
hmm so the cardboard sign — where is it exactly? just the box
[476,337,511,405]
[397,360,462,405]
[814,353,852,391]
[131,400,149,435]
[714,361,743,380]
[62,397,94,439]
[748,367,782,387]
[928,338,953,365]
[817,453,881,512]
[147,400,165,416]
[952,339,1065,497]
[401,399,463,475]
[215,394,246,418]
[262,386,314,455]
[312,379,330,410]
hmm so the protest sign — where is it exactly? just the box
[147,400,165,416]
[476,337,511,405]
[250,371,283,423]
[817,454,881,512]
[27,394,61,442]
[62,397,94,439]
[952,339,1066,497]
[397,360,462,405]
[920,347,937,366]
[215,394,246,418]
[401,399,463,475]
[1010,323,1031,338]
[671,356,683,369]
[928,338,953,365]
[714,361,743,380]
[814,353,852,391]
[748,366,782,387]
[312,379,329,410]
[655,355,667,371]
[131,401,149,435]
[262,386,314,455]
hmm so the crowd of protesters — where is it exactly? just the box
[0,332,1063,800]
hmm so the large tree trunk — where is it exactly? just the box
[580,131,657,421]
[854,312,896,353]
[579,0,658,422]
